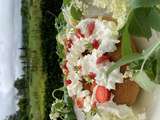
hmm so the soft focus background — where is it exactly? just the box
[0,0,22,119]
[0,0,63,120]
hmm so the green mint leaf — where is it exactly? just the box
[121,25,133,57]
[106,53,144,76]
[148,7,160,31]
[128,8,152,39]
[127,6,160,38]
[71,6,82,20]
[130,0,160,9]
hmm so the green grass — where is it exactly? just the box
[27,0,46,120]
[20,0,63,120]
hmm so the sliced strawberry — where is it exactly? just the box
[62,61,69,76]
[64,61,68,69]
[76,97,84,108]
[83,80,96,92]
[96,54,110,64]
[87,21,95,36]
[92,39,99,49]
[88,72,96,79]
[75,28,85,39]
[90,80,97,92]
[92,101,97,109]
[62,68,69,76]
[65,79,72,86]
[96,86,111,103]
[66,38,73,49]
[83,82,91,91]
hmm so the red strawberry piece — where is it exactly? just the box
[92,39,99,49]
[96,54,110,64]
[92,101,97,109]
[66,38,73,49]
[90,80,97,92]
[75,28,85,39]
[96,86,111,103]
[63,61,69,76]
[63,69,69,76]
[76,97,84,108]
[87,21,95,36]
[83,82,91,91]
[83,80,96,92]
[88,72,96,79]
[65,79,72,86]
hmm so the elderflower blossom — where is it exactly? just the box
[91,101,140,120]
[91,0,130,30]
[109,0,130,30]
[92,0,111,9]
[66,18,123,90]
[73,0,89,15]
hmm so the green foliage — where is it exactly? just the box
[14,77,30,120]
[10,0,31,120]
[128,8,152,39]
[147,7,160,31]
[56,40,65,61]
[121,25,133,57]
[106,53,143,76]
[125,3,160,38]
[106,40,160,78]
[50,100,66,120]
[130,0,160,9]
[106,39,160,91]
[43,1,77,117]
[50,99,75,120]
[50,87,76,120]
[120,1,160,61]
[63,0,71,6]
[14,78,28,96]
[130,58,157,81]
[41,0,64,120]
[6,113,19,120]
[71,6,82,20]
[155,48,160,83]
[55,12,66,32]
[130,47,160,84]
[119,1,160,87]
[27,0,47,119]
[85,42,93,51]
[63,88,76,120]
[134,71,157,92]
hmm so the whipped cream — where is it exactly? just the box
[64,18,123,112]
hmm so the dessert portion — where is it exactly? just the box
[108,38,140,106]
[50,1,160,120]
[60,18,141,119]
